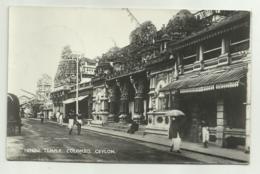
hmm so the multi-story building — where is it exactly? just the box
[80,57,97,81]
[91,10,250,150]
[150,11,250,150]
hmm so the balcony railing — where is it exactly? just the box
[204,57,218,68]
[183,54,196,60]
[203,46,221,61]
[182,53,196,73]
[179,37,250,73]
[230,38,249,54]
[183,64,194,73]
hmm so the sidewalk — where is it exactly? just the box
[41,118,249,163]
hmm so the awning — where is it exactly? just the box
[160,67,247,94]
[63,98,75,104]
[63,95,88,104]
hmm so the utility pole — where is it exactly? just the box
[76,54,80,115]
[122,8,141,27]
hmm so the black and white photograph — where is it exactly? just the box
[5,6,251,165]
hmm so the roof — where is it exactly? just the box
[169,11,250,50]
[81,57,96,64]
[63,95,88,104]
[160,67,247,93]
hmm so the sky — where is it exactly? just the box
[8,7,182,96]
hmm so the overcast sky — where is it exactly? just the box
[8,7,183,96]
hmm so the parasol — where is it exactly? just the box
[166,109,186,127]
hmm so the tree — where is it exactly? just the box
[166,10,201,38]
[129,21,157,47]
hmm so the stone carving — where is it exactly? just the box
[130,76,145,98]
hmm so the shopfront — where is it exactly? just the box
[160,66,248,148]
[63,95,89,121]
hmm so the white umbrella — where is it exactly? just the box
[165,109,185,117]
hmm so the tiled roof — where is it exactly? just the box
[160,67,247,93]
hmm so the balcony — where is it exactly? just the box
[230,39,250,62]
[183,53,196,73]
[180,37,249,74]
[183,64,194,73]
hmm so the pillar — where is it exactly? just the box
[189,102,200,143]
[194,45,204,71]
[221,37,229,55]
[173,61,179,81]
[148,95,153,111]
[130,77,145,123]
[219,37,230,65]
[118,81,129,123]
[199,45,204,61]
[119,97,129,122]
[177,53,184,75]
[108,84,118,122]
[133,94,144,123]
[245,59,251,153]
[62,103,66,118]
[216,97,225,147]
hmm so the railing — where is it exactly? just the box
[182,53,196,73]
[204,57,219,69]
[203,46,221,61]
[183,64,194,73]
[203,47,221,69]
[70,81,92,91]
[230,38,249,53]
[183,54,196,60]
[224,128,246,138]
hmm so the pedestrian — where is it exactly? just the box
[59,112,63,126]
[127,120,139,134]
[40,111,44,124]
[76,112,83,135]
[56,111,60,123]
[68,110,75,135]
[201,120,210,148]
[168,117,181,153]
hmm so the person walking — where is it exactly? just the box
[56,111,60,123]
[76,112,83,135]
[168,117,181,153]
[40,111,44,124]
[59,112,63,126]
[201,120,210,148]
[68,110,75,135]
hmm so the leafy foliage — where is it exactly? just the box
[129,21,157,47]
[166,10,201,38]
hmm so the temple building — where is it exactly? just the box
[49,10,250,150]
[90,10,250,150]
[50,46,97,121]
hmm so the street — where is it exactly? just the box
[6,119,240,164]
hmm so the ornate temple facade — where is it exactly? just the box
[90,10,250,150]
[50,10,251,150]
[50,49,97,120]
